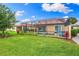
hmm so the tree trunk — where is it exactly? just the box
[2,30,5,37]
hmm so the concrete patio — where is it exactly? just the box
[72,33,79,44]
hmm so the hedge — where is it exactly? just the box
[71,29,79,37]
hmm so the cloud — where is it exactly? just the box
[31,16,36,19]
[74,3,79,5]
[32,16,35,18]
[20,18,30,23]
[24,3,29,5]
[42,3,73,14]
[19,16,36,23]
[67,3,79,6]
[63,16,69,18]
[15,10,24,16]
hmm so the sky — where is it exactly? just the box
[4,3,79,23]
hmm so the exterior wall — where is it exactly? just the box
[6,27,16,31]
[62,25,71,39]
[46,25,55,33]
[62,25,69,31]
[38,25,69,32]
[46,25,69,32]
[77,27,79,29]
[36,24,72,39]
[73,26,79,29]
[68,25,71,39]
[36,24,71,39]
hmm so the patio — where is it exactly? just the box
[72,33,79,44]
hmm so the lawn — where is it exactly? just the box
[0,32,79,56]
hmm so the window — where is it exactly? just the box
[38,26,46,32]
[55,25,62,32]
[55,25,63,36]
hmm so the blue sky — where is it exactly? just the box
[4,3,79,22]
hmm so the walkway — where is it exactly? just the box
[72,33,79,44]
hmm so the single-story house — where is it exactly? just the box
[15,23,35,32]
[6,27,16,31]
[15,18,72,39]
[71,21,79,29]
[35,18,70,37]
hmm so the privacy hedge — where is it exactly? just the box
[77,29,79,33]
[71,29,78,37]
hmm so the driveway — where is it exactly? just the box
[72,33,79,44]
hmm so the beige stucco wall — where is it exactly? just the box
[46,25,69,32]
[46,25,71,39]
[68,25,71,39]
[62,25,69,31]
[37,24,71,39]
[46,25,55,32]
[6,27,16,31]
[73,27,79,29]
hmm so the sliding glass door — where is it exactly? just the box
[55,25,62,36]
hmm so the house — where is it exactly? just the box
[6,27,16,31]
[15,18,72,39]
[35,18,70,37]
[15,23,35,32]
[71,21,79,29]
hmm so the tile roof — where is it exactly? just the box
[15,24,32,27]
[37,18,66,25]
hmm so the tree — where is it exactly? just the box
[0,4,16,36]
[68,17,77,24]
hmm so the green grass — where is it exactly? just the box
[0,32,79,56]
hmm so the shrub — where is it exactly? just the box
[77,29,79,33]
[71,29,78,37]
